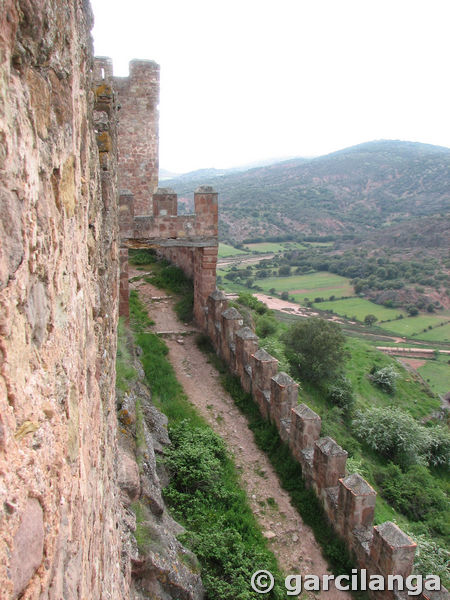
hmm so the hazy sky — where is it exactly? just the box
[90,0,450,173]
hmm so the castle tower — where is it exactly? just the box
[114,60,160,216]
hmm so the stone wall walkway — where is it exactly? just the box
[130,271,352,599]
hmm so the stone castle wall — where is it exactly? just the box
[0,2,127,598]
[204,291,426,599]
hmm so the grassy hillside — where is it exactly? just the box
[228,293,449,585]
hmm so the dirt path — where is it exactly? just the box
[130,271,351,599]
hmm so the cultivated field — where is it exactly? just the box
[255,272,354,301]
[413,322,450,343]
[378,314,450,339]
[317,297,406,322]
[244,241,306,253]
[218,243,248,258]
[417,355,450,397]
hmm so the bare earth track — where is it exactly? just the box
[130,270,351,599]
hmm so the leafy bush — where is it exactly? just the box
[426,425,450,468]
[237,292,268,314]
[376,463,448,528]
[255,314,278,338]
[327,376,354,412]
[369,364,399,393]
[353,406,431,467]
[164,421,285,600]
[282,318,347,383]
[258,336,291,374]
[411,533,450,587]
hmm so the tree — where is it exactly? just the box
[364,314,378,326]
[282,318,347,383]
[406,304,419,316]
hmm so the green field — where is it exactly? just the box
[255,271,354,300]
[318,297,406,322]
[244,241,306,253]
[417,355,450,397]
[414,322,450,342]
[218,243,248,258]
[378,314,450,338]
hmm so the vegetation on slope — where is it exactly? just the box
[128,290,285,600]
[229,293,450,585]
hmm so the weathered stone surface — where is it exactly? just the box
[118,446,141,505]
[0,186,24,290]
[0,1,125,598]
[9,498,44,598]
[114,60,160,216]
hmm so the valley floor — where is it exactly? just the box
[129,269,352,600]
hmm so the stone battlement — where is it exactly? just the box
[202,291,428,599]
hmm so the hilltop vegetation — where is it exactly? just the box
[166,140,450,246]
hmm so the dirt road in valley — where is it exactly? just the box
[130,270,351,600]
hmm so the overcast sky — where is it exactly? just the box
[90,0,450,173]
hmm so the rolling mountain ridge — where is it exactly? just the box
[164,140,450,246]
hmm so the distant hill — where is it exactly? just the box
[164,140,450,245]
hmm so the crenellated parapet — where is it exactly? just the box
[202,290,437,599]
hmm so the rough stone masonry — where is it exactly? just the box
[0,1,126,597]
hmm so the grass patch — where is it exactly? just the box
[417,355,450,397]
[255,271,354,301]
[317,297,406,322]
[129,290,155,331]
[128,248,157,266]
[129,292,285,600]
[380,315,450,338]
[218,243,248,258]
[244,241,306,253]
[144,262,194,322]
[413,322,450,343]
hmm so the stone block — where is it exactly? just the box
[235,327,259,384]
[270,372,298,434]
[289,403,322,461]
[117,446,141,506]
[152,187,177,217]
[338,473,376,539]
[9,498,44,598]
[254,387,271,420]
[370,521,416,578]
[313,436,347,491]
[220,307,243,366]
[251,348,279,391]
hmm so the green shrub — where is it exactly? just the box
[255,314,278,338]
[353,406,431,467]
[237,292,268,314]
[426,425,450,468]
[377,463,448,529]
[327,376,355,412]
[282,318,347,383]
[369,364,399,394]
